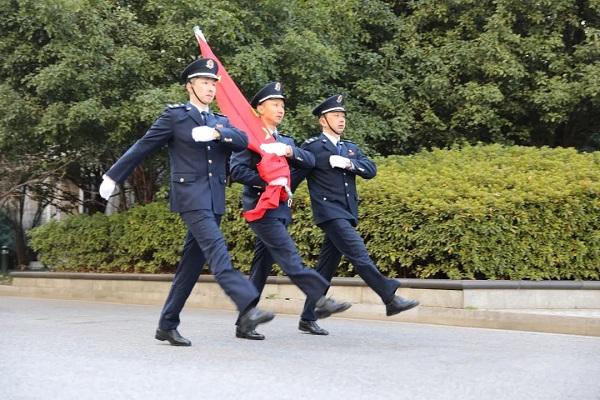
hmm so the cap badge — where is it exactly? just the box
[275,82,281,92]
[337,95,343,104]
[206,59,214,69]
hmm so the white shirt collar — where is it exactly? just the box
[322,131,340,146]
[266,127,278,137]
[190,102,209,113]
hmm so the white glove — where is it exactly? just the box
[191,126,217,142]
[268,177,288,186]
[99,175,116,200]
[260,142,289,156]
[329,155,352,169]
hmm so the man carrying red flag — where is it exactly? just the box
[230,82,352,340]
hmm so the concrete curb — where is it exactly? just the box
[2,272,599,336]
[8,271,600,289]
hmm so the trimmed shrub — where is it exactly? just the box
[359,145,600,279]
[29,145,600,279]
[29,212,116,271]
[108,202,186,273]
[29,202,186,273]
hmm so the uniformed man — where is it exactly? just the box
[230,82,351,340]
[98,58,274,346]
[297,94,419,335]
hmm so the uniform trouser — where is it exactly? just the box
[234,217,329,325]
[300,218,400,321]
[248,235,275,296]
[158,209,259,330]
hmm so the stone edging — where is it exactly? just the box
[8,271,600,289]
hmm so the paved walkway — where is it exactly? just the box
[1,296,599,400]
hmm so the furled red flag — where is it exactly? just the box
[193,27,291,222]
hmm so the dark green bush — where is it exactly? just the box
[359,145,600,279]
[29,202,185,273]
[29,212,115,272]
[29,145,600,279]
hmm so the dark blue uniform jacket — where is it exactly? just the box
[106,102,247,215]
[300,134,376,226]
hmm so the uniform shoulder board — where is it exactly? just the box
[213,112,227,118]
[167,103,185,109]
[278,132,293,138]
[303,136,319,145]
[341,139,355,144]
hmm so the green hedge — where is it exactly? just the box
[29,202,185,273]
[29,145,600,279]
[361,145,600,279]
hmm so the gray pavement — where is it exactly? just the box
[1,296,599,400]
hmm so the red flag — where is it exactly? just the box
[193,27,290,222]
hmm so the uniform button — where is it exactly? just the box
[208,172,212,177]
[208,159,212,164]
[323,197,327,201]
[346,194,350,197]
[207,146,211,150]
[343,173,346,176]
[179,178,184,182]
[345,182,348,186]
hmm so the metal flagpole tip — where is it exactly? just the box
[193,26,206,42]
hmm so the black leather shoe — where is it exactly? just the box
[385,295,419,316]
[315,297,352,319]
[299,319,329,335]
[235,326,265,340]
[238,307,275,334]
[155,328,191,346]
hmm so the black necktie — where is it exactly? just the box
[336,142,344,156]
[200,111,208,124]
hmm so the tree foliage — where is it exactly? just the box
[2,0,598,170]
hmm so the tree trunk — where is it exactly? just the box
[13,221,29,268]
[130,166,156,206]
